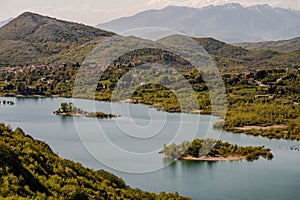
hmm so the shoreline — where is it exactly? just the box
[54,112,86,117]
[0,94,291,140]
[236,125,288,131]
[54,112,118,118]
[179,155,246,161]
[1,93,216,115]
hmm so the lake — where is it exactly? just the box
[0,97,299,200]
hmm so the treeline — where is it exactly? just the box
[0,124,190,199]
[161,138,273,161]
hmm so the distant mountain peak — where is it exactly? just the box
[221,3,243,9]
[17,11,45,20]
[202,3,244,10]
[97,4,300,43]
[20,11,37,16]
[248,4,273,12]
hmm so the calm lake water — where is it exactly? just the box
[0,97,300,200]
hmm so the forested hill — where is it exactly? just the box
[193,37,249,58]
[234,37,300,53]
[193,37,300,73]
[0,123,189,199]
[0,12,114,66]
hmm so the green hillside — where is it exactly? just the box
[0,123,189,199]
[193,37,300,72]
[193,37,249,58]
[0,12,114,66]
[234,37,300,53]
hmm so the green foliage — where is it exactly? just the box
[193,37,249,58]
[161,138,273,161]
[213,121,224,129]
[0,12,114,66]
[225,102,299,127]
[0,123,190,199]
[0,52,299,139]
[54,102,117,118]
[0,63,79,97]
[236,37,300,53]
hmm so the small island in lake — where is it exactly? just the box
[161,138,273,161]
[54,102,118,119]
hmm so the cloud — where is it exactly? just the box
[146,0,300,9]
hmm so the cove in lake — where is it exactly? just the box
[0,97,300,200]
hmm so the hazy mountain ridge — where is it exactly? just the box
[234,37,300,53]
[0,12,114,66]
[97,3,300,43]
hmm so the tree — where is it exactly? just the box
[16,82,26,93]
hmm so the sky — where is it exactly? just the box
[0,0,300,26]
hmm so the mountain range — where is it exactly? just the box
[0,11,300,68]
[97,3,300,43]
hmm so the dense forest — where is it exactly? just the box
[0,123,190,199]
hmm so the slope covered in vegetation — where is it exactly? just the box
[0,124,190,199]
[0,51,299,140]
[161,138,273,161]
[0,12,114,66]
[235,37,300,53]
